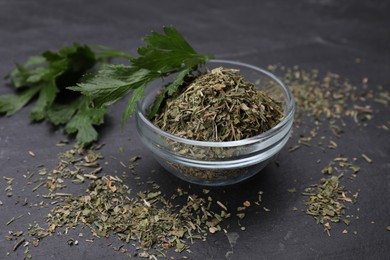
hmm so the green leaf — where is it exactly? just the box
[26,66,58,84]
[58,44,97,73]
[92,45,134,60]
[20,55,47,68]
[0,87,40,116]
[72,26,213,124]
[166,67,192,96]
[30,78,59,121]
[147,67,192,118]
[1,42,129,146]
[2,26,214,147]
[6,56,47,88]
[65,98,106,146]
[133,26,212,74]
[122,84,145,124]
[147,92,165,120]
[46,100,80,125]
[70,65,159,108]
[46,97,105,149]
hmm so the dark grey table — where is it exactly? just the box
[1,0,389,259]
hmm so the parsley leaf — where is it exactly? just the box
[133,27,208,73]
[64,98,106,146]
[0,87,40,116]
[70,65,159,108]
[46,99,80,125]
[123,84,146,124]
[30,79,58,120]
[147,67,193,119]
[1,43,129,146]
[1,26,214,147]
[71,26,214,122]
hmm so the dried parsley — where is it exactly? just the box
[303,174,353,235]
[45,175,231,252]
[361,153,373,164]
[3,176,14,197]
[152,67,284,142]
[266,64,386,235]
[2,145,236,258]
[268,65,378,150]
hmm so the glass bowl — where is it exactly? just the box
[135,60,295,186]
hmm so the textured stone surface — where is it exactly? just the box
[0,0,389,259]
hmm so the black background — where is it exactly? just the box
[0,0,389,259]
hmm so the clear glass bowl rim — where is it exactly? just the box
[136,59,295,148]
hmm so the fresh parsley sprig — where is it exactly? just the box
[0,43,131,146]
[71,26,214,122]
[0,26,214,146]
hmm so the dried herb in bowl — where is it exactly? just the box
[135,59,295,185]
[152,67,284,142]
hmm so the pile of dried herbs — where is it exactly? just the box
[152,67,284,142]
[4,145,242,258]
[271,65,389,235]
[277,66,381,140]
[46,175,219,252]
[302,174,354,235]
